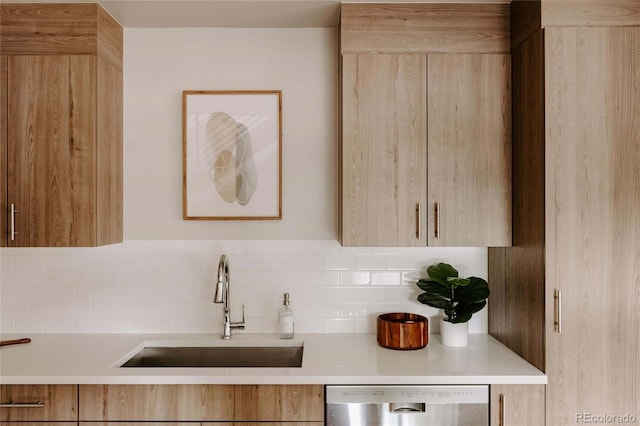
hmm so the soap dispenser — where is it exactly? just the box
[279,293,294,339]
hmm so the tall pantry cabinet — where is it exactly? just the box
[0,3,123,247]
[489,1,640,424]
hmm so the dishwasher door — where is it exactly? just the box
[326,385,489,426]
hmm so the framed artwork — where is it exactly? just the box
[182,90,282,220]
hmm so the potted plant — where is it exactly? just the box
[416,262,490,347]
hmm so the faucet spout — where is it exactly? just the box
[213,254,245,339]
[214,255,228,305]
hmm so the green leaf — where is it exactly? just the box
[448,277,471,288]
[427,263,458,286]
[417,293,452,310]
[454,277,489,303]
[455,300,487,317]
[416,279,448,294]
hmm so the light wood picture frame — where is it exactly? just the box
[182,90,282,220]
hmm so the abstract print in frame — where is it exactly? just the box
[183,90,282,220]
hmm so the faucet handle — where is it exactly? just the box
[231,305,246,330]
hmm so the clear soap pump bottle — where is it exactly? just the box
[279,293,294,339]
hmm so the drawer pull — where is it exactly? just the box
[415,203,421,239]
[10,203,18,241]
[434,202,440,239]
[0,401,45,408]
[554,289,562,333]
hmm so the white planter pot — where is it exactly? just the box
[441,319,468,347]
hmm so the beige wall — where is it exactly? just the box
[124,28,338,239]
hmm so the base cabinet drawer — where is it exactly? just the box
[0,385,78,422]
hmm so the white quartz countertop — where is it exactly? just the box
[0,333,546,385]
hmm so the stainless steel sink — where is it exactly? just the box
[120,345,304,368]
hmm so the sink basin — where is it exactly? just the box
[119,344,304,368]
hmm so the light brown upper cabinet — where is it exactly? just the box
[340,53,511,247]
[0,4,123,247]
[339,3,511,247]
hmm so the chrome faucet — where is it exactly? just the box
[214,255,245,339]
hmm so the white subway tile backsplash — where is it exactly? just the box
[76,318,108,333]
[277,271,309,286]
[293,255,325,271]
[1,254,15,271]
[340,271,371,286]
[371,272,402,286]
[3,302,32,318]
[0,240,488,335]
[355,255,386,271]
[1,270,30,286]
[325,318,355,333]
[15,287,46,302]
[262,255,293,271]
[14,318,45,333]
[46,319,77,333]
[31,302,62,318]
[247,240,278,255]
[325,255,355,270]
[31,271,63,286]
[45,256,76,271]
[92,302,123,318]
[308,271,339,286]
[45,287,76,302]
[232,255,263,271]
[14,255,47,271]
[63,303,92,318]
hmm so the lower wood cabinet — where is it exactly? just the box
[0,385,78,422]
[490,384,545,426]
[79,384,324,423]
[234,385,324,422]
[80,423,195,426]
[203,423,324,426]
[79,384,234,421]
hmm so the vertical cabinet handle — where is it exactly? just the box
[434,202,440,239]
[10,203,17,241]
[499,393,505,426]
[554,289,562,333]
[415,203,421,239]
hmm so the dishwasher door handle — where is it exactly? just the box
[389,402,426,413]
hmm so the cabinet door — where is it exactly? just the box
[0,385,78,422]
[7,55,96,246]
[545,27,640,424]
[490,384,544,426]
[427,54,511,246]
[341,54,427,246]
[234,385,324,422]
[1,55,7,247]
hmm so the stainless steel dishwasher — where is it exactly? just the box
[325,385,489,426]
